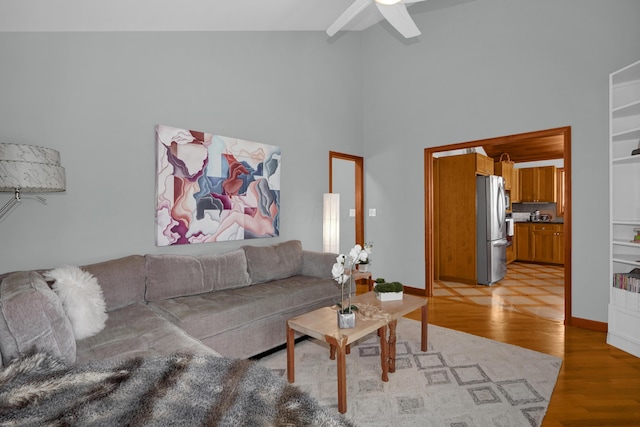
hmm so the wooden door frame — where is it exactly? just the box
[424,126,573,326]
[329,151,365,246]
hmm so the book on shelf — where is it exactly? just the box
[613,269,640,293]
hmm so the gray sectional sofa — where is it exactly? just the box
[0,240,341,366]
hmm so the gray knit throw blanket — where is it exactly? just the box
[0,352,355,427]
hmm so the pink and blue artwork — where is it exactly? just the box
[155,124,281,246]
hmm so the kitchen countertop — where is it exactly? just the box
[514,219,564,224]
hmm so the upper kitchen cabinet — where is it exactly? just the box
[474,153,494,176]
[519,166,557,203]
[511,168,521,203]
[556,168,565,217]
[494,157,514,190]
[608,59,640,358]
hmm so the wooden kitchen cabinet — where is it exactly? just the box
[537,167,557,202]
[506,231,516,264]
[511,168,521,203]
[474,153,494,176]
[554,226,565,265]
[516,222,564,265]
[531,224,564,264]
[519,166,557,202]
[556,168,565,217]
[494,160,513,190]
[434,152,493,285]
[520,168,534,201]
[515,223,532,261]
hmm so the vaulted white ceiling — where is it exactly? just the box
[0,0,388,32]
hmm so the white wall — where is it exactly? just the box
[0,32,363,272]
[2,1,639,324]
[361,0,640,323]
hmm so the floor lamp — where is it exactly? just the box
[0,143,66,221]
[323,193,340,253]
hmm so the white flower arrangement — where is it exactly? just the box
[331,243,373,314]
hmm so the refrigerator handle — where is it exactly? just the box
[492,238,508,247]
[497,181,506,222]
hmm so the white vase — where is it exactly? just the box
[337,311,356,328]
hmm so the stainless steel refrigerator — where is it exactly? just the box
[476,175,507,285]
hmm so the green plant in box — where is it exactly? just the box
[374,281,404,293]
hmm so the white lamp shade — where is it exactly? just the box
[323,193,340,253]
[0,143,66,192]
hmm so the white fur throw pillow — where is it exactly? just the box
[44,266,108,340]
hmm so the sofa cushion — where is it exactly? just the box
[145,255,206,302]
[199,249,251,291]
[302,250,339,278]
[81,255,146,312]
[75,303,219,364]
[243,240,303,284]
[148,275,340,345]
[0,271,76,366]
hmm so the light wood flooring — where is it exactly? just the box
[433,262,565,322]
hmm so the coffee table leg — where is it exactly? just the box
[379,325,389,382]
[325,335,349,414]
[421,303,428,352]
[388,320,397,373]
[329,343,349,359]
[286,322,295,383]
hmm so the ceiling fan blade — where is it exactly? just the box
[327,0,373,37]
[375,2,421,38]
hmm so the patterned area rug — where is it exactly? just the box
[258,318,562,427]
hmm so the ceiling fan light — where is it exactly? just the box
[375,0,403,5]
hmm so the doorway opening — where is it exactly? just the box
[329,151,364,253]
[424,126,572,325]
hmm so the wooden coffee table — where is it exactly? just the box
[286,292,427,413]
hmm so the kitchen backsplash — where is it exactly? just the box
[511,202,557,220]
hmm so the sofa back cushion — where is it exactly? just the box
[243,240,303,284]
[81,255,146,312]
[144,255,206,302]
[0,271,76,366]
[200,249,251,291]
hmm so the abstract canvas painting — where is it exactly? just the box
[156,124,281,246]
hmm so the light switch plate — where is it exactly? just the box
[369,208,377,217]
[349,209,356,217]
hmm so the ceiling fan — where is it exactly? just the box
[327,0,426,39]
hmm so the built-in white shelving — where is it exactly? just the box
[611,254,640,267]
[612,156,640,166]
[608,59,640,358]
[613,239,640,248]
